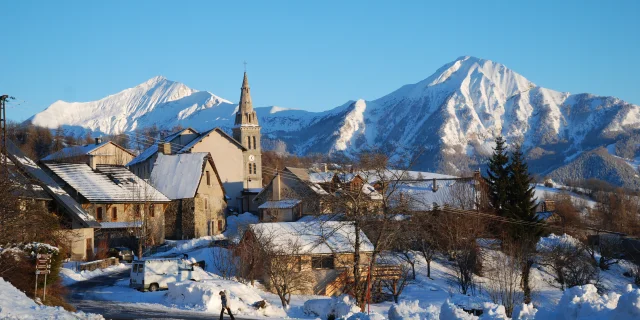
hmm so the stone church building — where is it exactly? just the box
[128,72,263,213]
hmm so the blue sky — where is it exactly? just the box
[2,0,639,121]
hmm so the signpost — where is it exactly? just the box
[35,254,52,302]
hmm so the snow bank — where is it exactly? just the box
[388,300,439,319]
[536,233,581,253]
[0,277,103,319]
[303,295,362,319]
[166,279,285,318]
[555,284,619,319]
[439,300,478,319]
[511,303,537,320]
[60,263,129,286]
[224,212,259,243]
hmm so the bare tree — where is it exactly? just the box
[210,247,236,280]
[587,234,624,271]
[537,235,598,290]
[485,248,523,317]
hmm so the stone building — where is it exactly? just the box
[150,153,227,239]
[128,72,263,213]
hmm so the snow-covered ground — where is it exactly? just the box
[0,277,103,320]
[60,230,640,319]
[60,262,130,286]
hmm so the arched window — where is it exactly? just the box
[253,136,256,149]
[247,136,251,149]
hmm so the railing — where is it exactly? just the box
[323,264,402,296]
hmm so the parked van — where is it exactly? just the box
[129,258,200,292]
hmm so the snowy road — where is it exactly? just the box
[67,269,250,320]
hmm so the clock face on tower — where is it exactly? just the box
[249,155,255,162]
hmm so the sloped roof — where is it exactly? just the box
[44,163,170,203]
[100,221,142,229]
[178,128,246,153]
[258,199,301,209]
[248,221,373,254]
[42,141,110,161]
[2,154,52,200]
[5,141,99,227]
[127,128,199,166]
[149,153,209,199]
[398,179,475,211]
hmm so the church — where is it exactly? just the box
[128,72,263,214]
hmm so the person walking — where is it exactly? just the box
[219,291,235,320]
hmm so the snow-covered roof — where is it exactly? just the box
[258,199,302,209]
[6,141,100,227]
[100,221,142,229]
[44,163,170,203]
[127,144,158,166]
[41,141,110,161]
[248,221,373,254]
[150,153,210,200]
[308,172,335,183]
[178,128,246,153]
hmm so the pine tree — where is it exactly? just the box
[505,144,541,304]
[485,136,510,216]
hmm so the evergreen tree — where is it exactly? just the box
[505,145,541,234]
[505,144,541,304]
[485,136,510,216]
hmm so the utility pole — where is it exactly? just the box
[0,95,9,172]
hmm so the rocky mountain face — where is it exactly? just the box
[28,56,640,187]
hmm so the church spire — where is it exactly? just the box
[235,72,258,127]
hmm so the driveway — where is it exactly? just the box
[66,269,249,320]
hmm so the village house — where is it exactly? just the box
[241,221,382,296]
[6,140,100,261]
[253,167,330,222]
[42,137,135,166]
[149,153,227,239]
[40,145,171,249]
[128,72,263,213]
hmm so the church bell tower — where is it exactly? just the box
[232,72,262,189]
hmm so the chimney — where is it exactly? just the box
[95,137,102,145]
[89,154,97,171]
[273,171,281,201]
[324,163,328,173]
[158,141,171,155]
[473,169,481,181]
[432,178,439,192]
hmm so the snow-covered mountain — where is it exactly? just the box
[29,56,640,178]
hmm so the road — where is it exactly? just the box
[66,268,248,320]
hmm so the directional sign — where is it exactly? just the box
[36,254,51,259]
[35,270,50,275]
[36,264,50,270]
[37,259,50,265]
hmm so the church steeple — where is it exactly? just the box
[234,72,258,127]
[232,71,262,191]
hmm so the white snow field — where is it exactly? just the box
[63,231,639,319]
[0,277,103,320]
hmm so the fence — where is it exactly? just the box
[79,257,120,272]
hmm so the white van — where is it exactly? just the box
[129,258,200,292]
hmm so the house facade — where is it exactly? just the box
[42,138,135,166]
[241,221,377,296]
[150,153,228,239]
[253,167,330,222]
[41,161,170,249]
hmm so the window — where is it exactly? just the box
[96,207,103,221]
[204,198,208,210]
[248,163,252,175]
[135,205,142,218]
[206,171,211,185]
[247,136,251,149]
[311,256,334,269]
[253,136,256,149]
[217,220,223,232]
[253,163,257,175]
[149,204,155,218]
[112,207,118,221]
